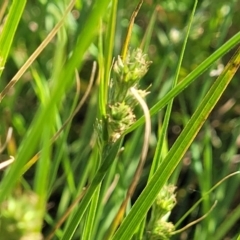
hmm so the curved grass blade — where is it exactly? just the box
[125,32,240,135]
[175,171,240,229]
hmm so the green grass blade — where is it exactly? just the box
[82,185,101,240]
[104,0,118,103]
[213,203,240,240]
[125,32,240,134]
[141,5,157,53]
[136,1,198,238]
[61,139,122,240]
[151,0,198,174]
[0,0,26,77]
[112,46,240,240]
[98,20,106,117]
[98,0,120,117]
[33,114,52,214]
[237,233,240,240]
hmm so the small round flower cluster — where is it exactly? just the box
[147,185,177,240]
[96,48,151,147]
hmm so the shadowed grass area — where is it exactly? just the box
[0,0,239,239]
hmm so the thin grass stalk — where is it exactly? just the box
[175,171,240,229]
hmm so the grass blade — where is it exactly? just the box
[0,0,26,77]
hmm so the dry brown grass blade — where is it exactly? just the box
[52,62,96,142]
[44,186,88,240]
[121,0,143,61]
[0,127,13,153]
[0,0,76,102]
[0,156,14,170]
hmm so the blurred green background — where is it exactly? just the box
[0,0,239,239]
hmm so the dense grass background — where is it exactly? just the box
[0,0,239,239]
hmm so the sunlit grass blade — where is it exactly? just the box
[0,0,26,77]
[112,46,240,239]
[0,0,75,203]
[99,0,118,117]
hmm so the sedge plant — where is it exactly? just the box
[0,0,239,240]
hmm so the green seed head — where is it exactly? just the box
[113,48,151,84]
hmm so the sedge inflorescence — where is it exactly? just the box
[96,48,151,148]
